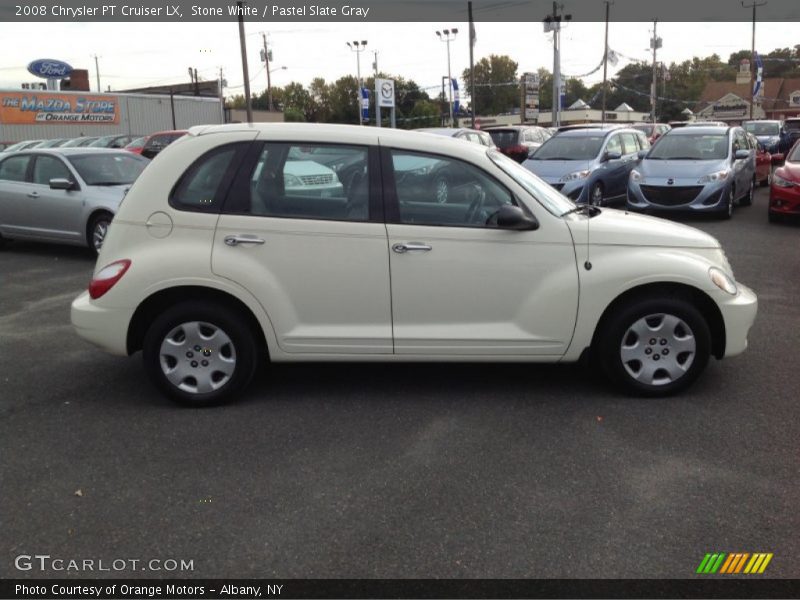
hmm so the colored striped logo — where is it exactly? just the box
[696,553,773,574]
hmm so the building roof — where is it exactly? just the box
[698,77,800,112]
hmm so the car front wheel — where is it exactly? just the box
[596,296,711,397]
[142,301,258,406]
[88,212,113,255]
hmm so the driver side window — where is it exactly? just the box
[389,150,515,228]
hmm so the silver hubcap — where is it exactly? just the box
[620,313,696,387]
[591,185,602,205]
[159,321,236,394]
[435,178,449,204]
[92,220,109,250]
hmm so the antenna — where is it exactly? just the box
[584,209,592,271]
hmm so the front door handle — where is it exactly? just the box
[27,191,39,198]
[224,234,265,247]
[392,242,432,254]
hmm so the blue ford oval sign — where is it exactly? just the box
[27,59,73,79]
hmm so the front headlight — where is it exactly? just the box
[284,173,302,186]
[697,170,730,184]
[560,169,591,183]
[630,169,645,183]
[773,173,796,188]
[709,267,738,295]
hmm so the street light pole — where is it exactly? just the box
[436,28,458,126]
[743,0,767,120]
[92,54,101,93]
[601,1,612,124]
[347,40,368,125]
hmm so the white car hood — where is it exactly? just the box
[566,207,720,249]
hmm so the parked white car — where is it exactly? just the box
[71,123,757,406]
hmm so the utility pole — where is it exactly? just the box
[92,54,101,93]
[743,0,767,120]
[543,3,570,127]
[237,0,252,123]
[650,20,661,123]
[261,32,275,111]
[218,66,226,124]
[468,1,476,128]
[601,1,612,124]
[372,50,379,76]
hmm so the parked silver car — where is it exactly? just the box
[0,148,149,253]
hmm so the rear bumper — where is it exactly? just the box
[71,291,133,356]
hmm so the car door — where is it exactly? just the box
[212,140,393,355]
[25,154,85,241]
[0,154,34,236]
[383,147,579,356]
[597,133,628,199]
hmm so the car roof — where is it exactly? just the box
[667,126,731,135]
[149,129,188,136]
[187,123,493,159]
[556,127,639,138]
[483,125,540,131]
[12,148,135,157]
[415,127,471,135]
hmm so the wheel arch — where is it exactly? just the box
[127,285,269,359]
[589,282,726,360]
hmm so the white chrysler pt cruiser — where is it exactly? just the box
[71,123,757,406]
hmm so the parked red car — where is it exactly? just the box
[140,130,188,160]
[124,136,149,155]
[484,125,551,163]
[748,132,772,187]
[768,139,800,222]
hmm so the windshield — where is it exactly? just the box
[67,153,148,185]
[487,130,519,148]
[744,122,780,136]
[488,149,575,217]
[632,124,654,136]
[646,133,728,160]
[530,135,604,160]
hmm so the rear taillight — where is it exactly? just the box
[89,259,131,299]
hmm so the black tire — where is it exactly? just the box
[589,182,604,206]
[740,178,754,207]
[595,295,711,397]
[142,301,259,407]
[768,210,780,224]
[87,212,113,255]
[719,187,734,220]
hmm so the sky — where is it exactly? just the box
[0,21,798,101]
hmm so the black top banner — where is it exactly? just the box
[1,0,800,22]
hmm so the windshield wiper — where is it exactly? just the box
[90,181,129,186]
[542,157,573,160]
[661,156,699,160]
[561,204,601,218]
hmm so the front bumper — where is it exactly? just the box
[717,283,758,358]
[627,179,728,214]
[71,291,134,356]
[769,184,800,215]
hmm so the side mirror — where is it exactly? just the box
[734,149,750,160]
[637,149,648,159]
[49,178,75,190]
[496,205,539,231]
[603,150,622,162]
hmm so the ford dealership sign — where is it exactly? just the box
[27,59,73,79]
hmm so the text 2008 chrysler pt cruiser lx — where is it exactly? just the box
[71,123,757,406]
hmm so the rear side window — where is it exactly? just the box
[32,155,71,185]
[0,155,31,182]
[620,132,639,155]
[233,143,370,222]
[170,143,247,211]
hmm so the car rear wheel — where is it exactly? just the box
[87,212,113,255]
[142,301,258,407]
[432,173,450,204]
[596,296,711,397]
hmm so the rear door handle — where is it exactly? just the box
[224,234,265,247]
[392,242,432,254]
[27,191,39,198]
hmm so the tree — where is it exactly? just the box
[462,54,519,116]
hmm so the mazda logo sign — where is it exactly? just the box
[667,178,674,185]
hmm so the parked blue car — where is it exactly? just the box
[743,120,782,154]
[522,127,650,206]
[626,126,756,220]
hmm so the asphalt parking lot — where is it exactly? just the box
[1,188,798,580]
